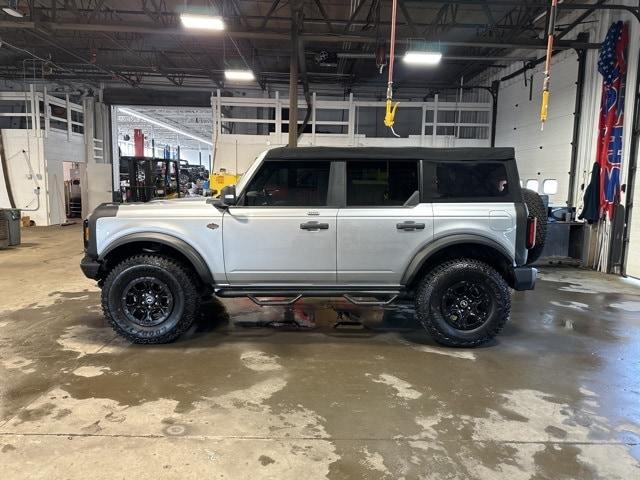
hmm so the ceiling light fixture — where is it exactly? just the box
[2,0,23,17]
[180,13,225,30]
[118,107,213,146]
[224,69,255,81]
[403,51,442,66]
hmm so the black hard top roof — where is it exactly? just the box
[264,146,515,162]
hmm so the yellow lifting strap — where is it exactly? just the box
[384,98,400,128]
[383,0,400,137]
[539,0,557,130]
[540,89,550,125]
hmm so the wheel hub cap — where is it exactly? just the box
[121,277,174,327]
[441,280,492,331]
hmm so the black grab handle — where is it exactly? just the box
[396,221,425,231]
[300,221,329,231]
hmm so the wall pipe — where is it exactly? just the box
[0,130,16,208]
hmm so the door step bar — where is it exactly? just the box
[247,295,302,306]
[343,294,398,306]
[215,286,405,307]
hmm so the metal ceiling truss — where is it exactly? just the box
[0,0,637,90]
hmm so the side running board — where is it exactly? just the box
[247,295,302,306]
[216,287,404,307]
[343,294,398,306]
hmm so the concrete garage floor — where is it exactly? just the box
[1,225,639,479]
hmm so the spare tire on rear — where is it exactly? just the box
[522,188,547,264]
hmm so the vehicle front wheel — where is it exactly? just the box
[415,259,510,347]
[101,254,200,344]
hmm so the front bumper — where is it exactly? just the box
[80,255,102,280]
[512,266,537,291]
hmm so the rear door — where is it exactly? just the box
[223,160,338,284]
[337,159,433,284]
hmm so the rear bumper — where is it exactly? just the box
[512,266,537,291]
[80,255,102,280]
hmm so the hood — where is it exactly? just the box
[116,197,220,218]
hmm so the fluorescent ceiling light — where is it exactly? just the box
[403,51,442,66]
[118,107,213,146]
[224,69,255,81]
[2,7,23,17]
[180,13,225,30]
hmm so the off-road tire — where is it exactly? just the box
[415,259,510,347]
[101,254,200,344]
[522,188,547,264]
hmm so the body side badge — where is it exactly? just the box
[207,223,219,230]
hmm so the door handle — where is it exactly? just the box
[396,221,426,231]
[300,221,329,231]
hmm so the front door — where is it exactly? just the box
[223,160,337,284]
[337,159,433,284]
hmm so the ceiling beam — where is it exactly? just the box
[398,0,419,38]
[313,0,335,33]
[259,0,282,30]
[0,21,602,49]
[343,0,370,33]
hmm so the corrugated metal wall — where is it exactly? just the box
[494,51,578,206]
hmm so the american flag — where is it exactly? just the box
[596,21,628,219]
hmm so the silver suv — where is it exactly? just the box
[81,147,542,347]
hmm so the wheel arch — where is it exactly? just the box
[403,235,516,289]
[99,233,214,285]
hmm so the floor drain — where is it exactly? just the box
[163,424,187,436]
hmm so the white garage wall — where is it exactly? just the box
[213,133,489,174]
[0,130,48,226]
[0,93,114,225]
[494,50,579,206]
[0,130,88,226]
[628,153,640,277]
[209,93,492,174]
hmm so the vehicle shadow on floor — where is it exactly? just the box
[189,296,500,349]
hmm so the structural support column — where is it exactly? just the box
[490,80,500,147]
[288,0,302,147]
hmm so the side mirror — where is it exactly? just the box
[220,185,237,205]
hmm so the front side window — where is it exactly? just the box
[243,161,330,206]
[433,162,510,200]
[347,160,419,206]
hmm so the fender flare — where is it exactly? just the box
[99,232,214,284]
[402,234,515,286]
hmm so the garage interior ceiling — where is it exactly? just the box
[0,0,617,92]
[117,107,212,149]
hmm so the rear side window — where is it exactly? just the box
[347,160,419,206]
[243,161,330,206]
[432,162,510,200]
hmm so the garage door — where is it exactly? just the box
[495,50,578,206]
[626,155,640,278]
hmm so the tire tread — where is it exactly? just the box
[101,254,200,344]
[415,258,510,347]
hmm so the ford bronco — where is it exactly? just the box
[81,147,544,347]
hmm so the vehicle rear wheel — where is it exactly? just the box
[101,254,200,344]
[522,188,548,264]
[415,259,510,347]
